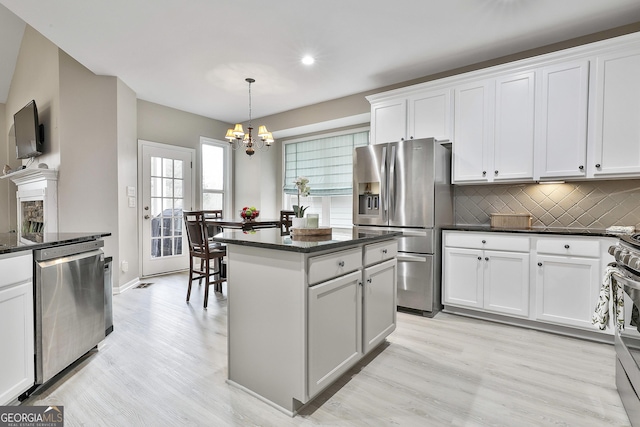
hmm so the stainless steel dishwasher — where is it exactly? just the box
[34,240,105,385]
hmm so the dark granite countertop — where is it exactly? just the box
[441,224,624,237]
[213,228,401,253]
[0,232,111,255]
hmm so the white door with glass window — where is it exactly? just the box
[140,141,194,276]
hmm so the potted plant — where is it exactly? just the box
[292,176,310,229]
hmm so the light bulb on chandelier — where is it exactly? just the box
[225,78,274,156]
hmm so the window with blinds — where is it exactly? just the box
[284,131,369,196]
[283,130,369,228]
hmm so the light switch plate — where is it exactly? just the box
[127,186,136,197]
[128,196,136,208]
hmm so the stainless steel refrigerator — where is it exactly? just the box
[353,138,452,316]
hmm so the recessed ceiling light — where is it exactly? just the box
[301,55,315,65]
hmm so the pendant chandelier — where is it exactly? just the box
[225,78,274,156]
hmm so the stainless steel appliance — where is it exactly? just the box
[104,256,113,335]
[609,235,640,426]
[34,240,105,385]
[353,138,453,315]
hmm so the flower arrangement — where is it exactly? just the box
[293,176,310,218]
[240,206,260,221]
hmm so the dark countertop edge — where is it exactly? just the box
[441,225,622,238]
[0,232,111,256]
[213,232,401,253]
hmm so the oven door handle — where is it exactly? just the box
[611,270,640,291]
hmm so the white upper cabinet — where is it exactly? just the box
[370,98,407,144]
[368,88,452,144]
[591,47,640,177]
[493,71,535,182]
[367,32,640,182]
[536,60,590,180]
[453,71,534,184]
[453,80,494,183]
[407,89,452,141]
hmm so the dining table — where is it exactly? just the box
[205,217,282,233]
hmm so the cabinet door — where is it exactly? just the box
[442,247,483,308]
[370,99,407,144]
[483,250,530,317]
[535,255,600,329]
[536,60,589,179]
[363,259,397,354]
[593,48,640,176]
[407,89,452,141]
[493,71,535,181]
[308,271,362,398]
[453,80,494,183]
[0,280,35,405]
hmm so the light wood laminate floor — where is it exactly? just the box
[24,272,630,426]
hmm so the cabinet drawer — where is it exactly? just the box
[444,232,529,252]
[0,252,33,288]
[364,240,398,266]
[308,247,363,286]
[536,237,600,257]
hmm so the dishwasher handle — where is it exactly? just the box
[35,239,104,261]
[36,249,104,269]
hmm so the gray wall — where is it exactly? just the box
[136,99,231,211]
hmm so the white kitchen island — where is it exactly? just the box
[213,228,399,416]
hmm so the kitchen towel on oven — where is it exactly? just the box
[592,264,625,331]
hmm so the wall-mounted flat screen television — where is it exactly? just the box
[14,99,44,159]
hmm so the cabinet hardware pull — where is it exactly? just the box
[494,170,498,175]
[482,240,486,244]
[579,165,584,170]
[400,138,405,141]
[564,244,570,249]
[596,163,601,168]
[338,261,345,267]
[382,249,388,254]
[367,278,372,283]
[358,281,363,287]
[477,256,482,260]
[485,257,489,261]
[410,136,414,139]
[482,171,487,176]
[538,262,542,267]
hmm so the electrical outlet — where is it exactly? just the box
[121,260,129,273]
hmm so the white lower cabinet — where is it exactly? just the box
[307,241,397,399]
[535,255,600,329]
[363,259,397,354]
[534,236,605,330]
[0,252,34,405]
[443,237,529,317]
[443,231,615,336]
[308,271,362,398]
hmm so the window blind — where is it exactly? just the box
[284,131,369,196]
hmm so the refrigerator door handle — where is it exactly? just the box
[381,146,387,220]
[389,145,396,221]
[397,254,428,262]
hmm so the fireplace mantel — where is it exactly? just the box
[1,167,58,186]
[3,167,59,243]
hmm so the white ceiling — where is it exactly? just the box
[1,0,640,125]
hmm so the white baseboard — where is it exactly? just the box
[113,277,140,294]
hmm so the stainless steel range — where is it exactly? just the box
[609,234,640,426]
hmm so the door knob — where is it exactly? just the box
[144,215,150,219]
[144,206,149,210]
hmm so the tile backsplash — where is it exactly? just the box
[454,180,640,229]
